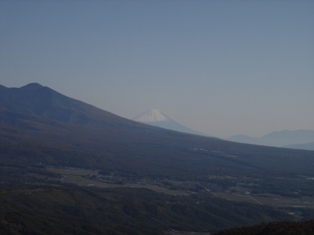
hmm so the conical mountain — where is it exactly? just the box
[132,109,170,122]
[1,84,314,235]
[1,83,313,178]
[0,83,138,127]
[133,109,205,136]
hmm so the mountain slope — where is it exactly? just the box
[0,83,138,126]
[0,185,294,235]
[1,83,313,179]
[213,220,314,235]
[133,108,205,136]
[1,83,314,234]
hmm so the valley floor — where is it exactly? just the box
[1,165,313,234]
[47,166,314,215]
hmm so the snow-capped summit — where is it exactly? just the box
[132,109,206,136]
[133,109,169,122]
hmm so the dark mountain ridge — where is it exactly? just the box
[0,83,130,125]
[1,83,314,234]
[1,83,313,178]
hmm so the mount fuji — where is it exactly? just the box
[132,109,205,136]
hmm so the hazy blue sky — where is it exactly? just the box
[1,0,313,138]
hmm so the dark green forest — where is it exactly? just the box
[0,183,295,235]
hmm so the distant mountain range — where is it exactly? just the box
[132,109,314,150]
[1,83,314,234]
[132,108,205,136]
[227,130,314,150]
[1,83,313,177]
[1,83,312,152]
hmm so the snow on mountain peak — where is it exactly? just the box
[132,108,207,136]
[133,109,169,123]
